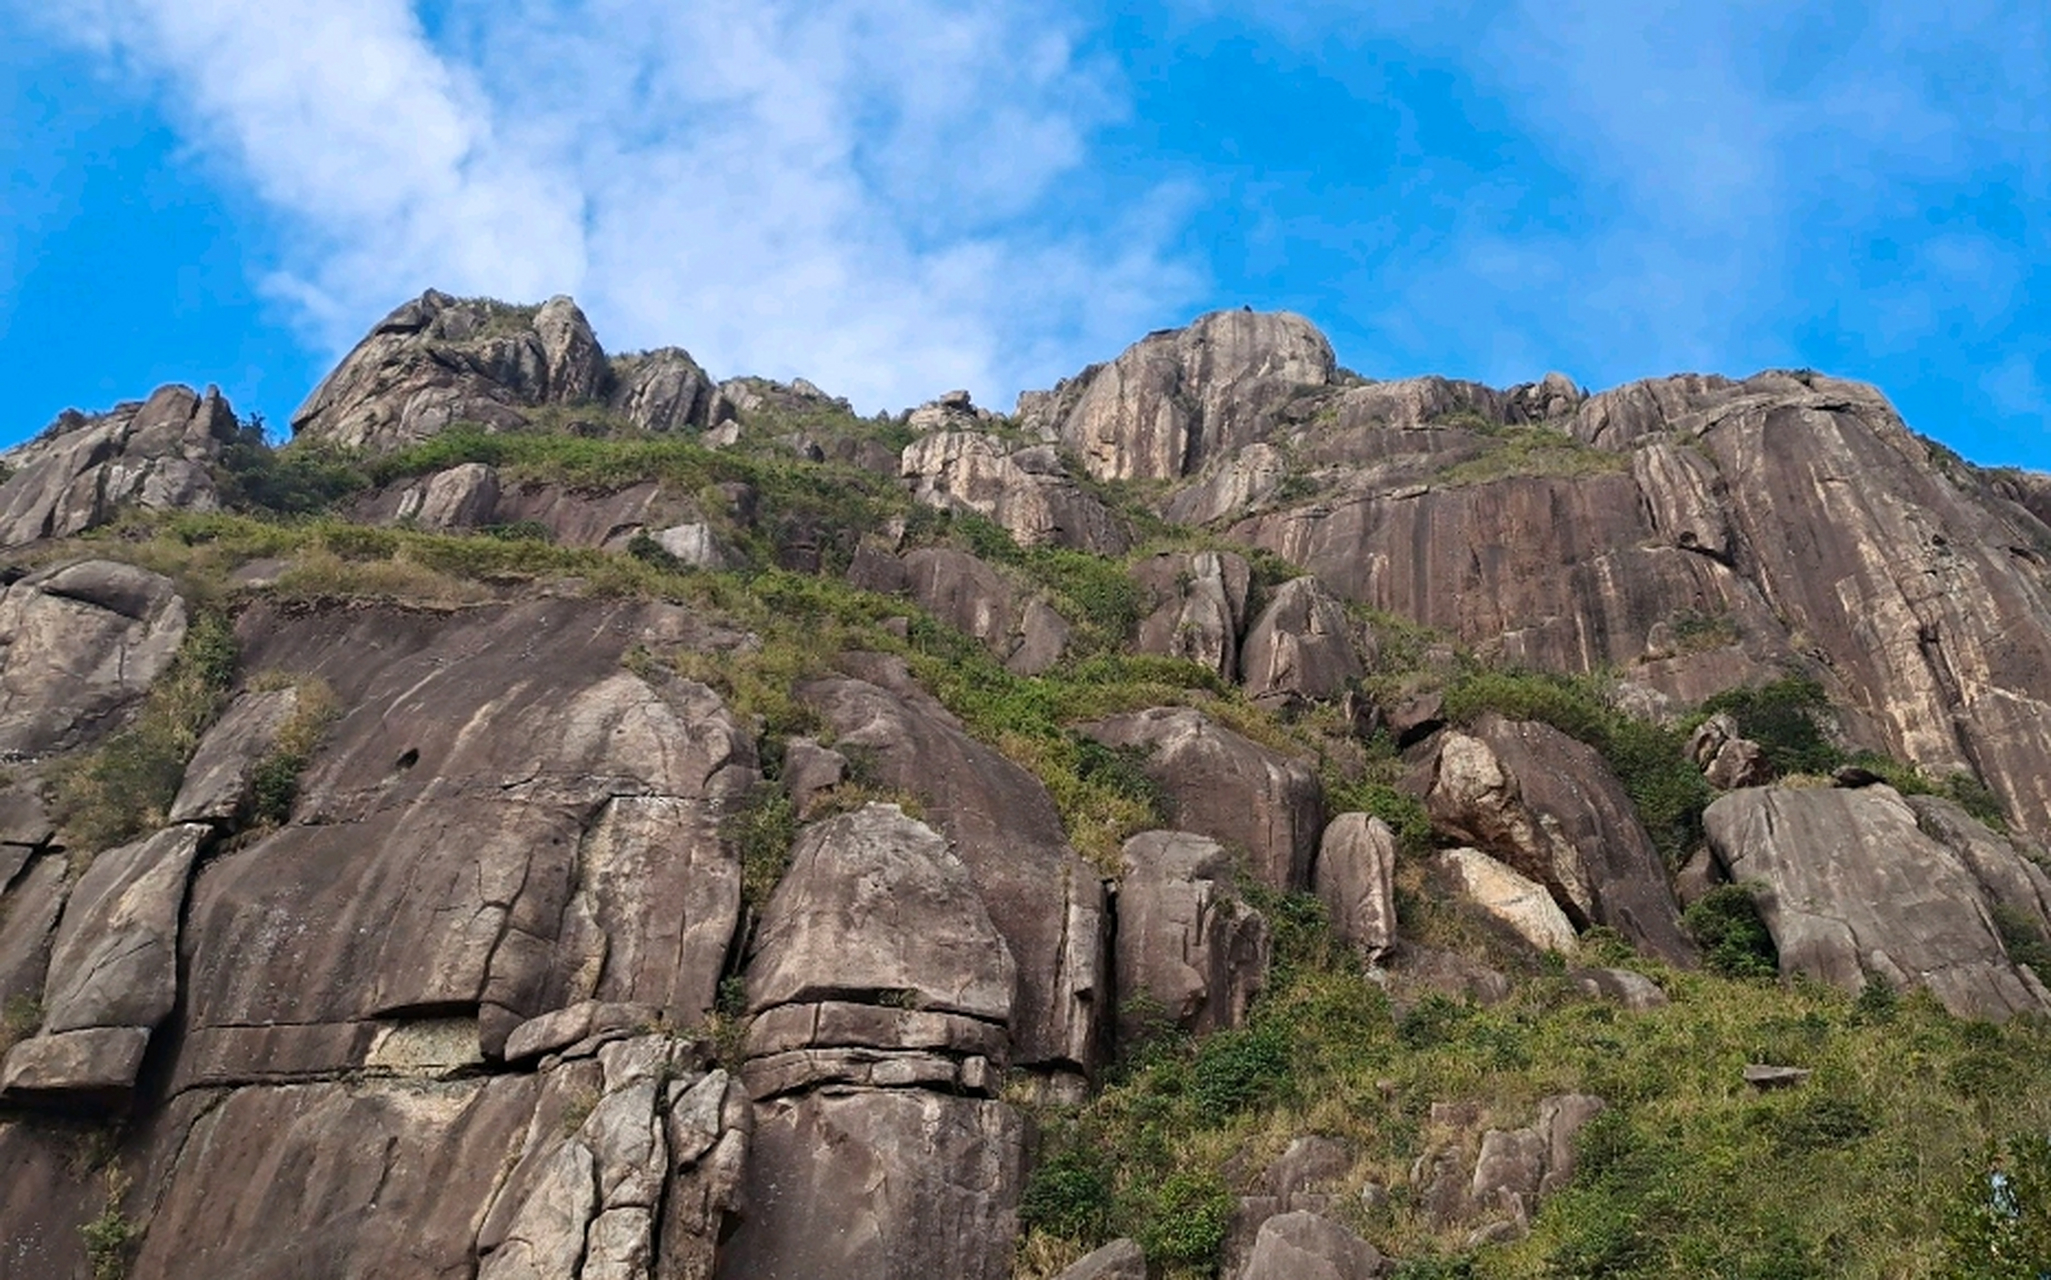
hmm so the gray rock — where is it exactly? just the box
[43,824,210,1035]
[745,804,1016,1026]
[0,560,188,756]
[780,736,848,819]
[0,855,65,1008]
[169,687,302,825]
[1434,847,1578,954]
[1568,967,1669,1012]
[902,546,1018,655]
[1470,1127,1547,1212]
[1240,1210,1383,1280]
[1051,1238,1146,1280]
[1536,1093,1606,1196]
[1163,441,1292,525]
[1316,813,1399,963]
[1705,737,1772,790]
[399,461,500,529]
[651,522,731,570]
[1705,785,2051,1018]
[0,384,238,546]
[1241,576,1364,707]
[718,1089,1023,1280]
[1115,831,1269,1043]
[1744,1064,1813,1090]
[1131,550,1253,680]
[1265,1135,1356,1203]
[608,347,717,434]
[1086,707,1323,891]
[1009,598,1071,676]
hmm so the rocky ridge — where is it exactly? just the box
[0,292,2048,1277]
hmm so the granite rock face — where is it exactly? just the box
[1240,575,1365,708]
[902,432,1129,554]
[1114,831,1270,1044]
[0,383,239,547]
[0,560,189,756]
[1130,549,1253,680]
[1705,784,2051,1018]
[1315,813,1399,964]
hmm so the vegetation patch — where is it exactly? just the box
[1682,885,1780,979]
[1435,427,1629,488]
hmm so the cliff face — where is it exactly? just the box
[2,295,2049,1279]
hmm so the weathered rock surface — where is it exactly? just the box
[718,1089,1023,1280]
[1086,707,1323,891]
[1240,575,1364,707]
[169,686,302,825]
[1131,550,1253,679]
[175,599,755,1087]
[0,383,239,546]
[610,347,719,434]
[1433,847,1579,954]
[1315,813,1399,963]
[801,659,1108,1074]
[1019,310,1336,481]
[1051,1238,1148,1280]
[1704,785,2051,1018]
[0,560,188,756]
[1114,831,1269,1043]
[1163,441,1291,526]
[1417,717,1695,964]
[902,433,1129,554]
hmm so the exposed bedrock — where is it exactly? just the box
[0,559,189,756]
[901,431,1130,555]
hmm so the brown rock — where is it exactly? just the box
[0,1026,150,1103]
[780,737,848,818]
[609,347,717,434]
[1021,309,1336,482]
[1114,831,1270,1043]
[398,461,501,529]
[718,1089,1024,1280]
[1051,1238,1147,1280]
[1705,785,2051,1018]
[1420,716,1695,964]
[43,824,210,1036]
[1241,1210,1383,1280]
[1705,737,1772,789]
[1085,707,1323,891]
[1163,442,1293,526]
[1434,847,1579,954]
[1568,967,1670,1012]
[745,804,1016,1025]
[1240,576,1365,707]
[169,687,302,825]
[0,560,188,756]
[0,854,66,1008]
[0,384,238,546]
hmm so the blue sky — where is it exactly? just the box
[3,1,2048,468]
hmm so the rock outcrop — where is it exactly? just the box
[1018,310,1336,482]
[1416,717,1695,964]
[1085,707,1324,891]
[0,383,240,546]
[1704,784,2051,1018]
[0,560,189,756]
[1130,550,1253,680]
[1315,813,1399,963]
[902,433,1129,555]
[1433,847,1580,954]
[1239,575,1365,708]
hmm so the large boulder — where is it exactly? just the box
[1018,310,1336,482]
[0,384,239,546]
[1315,813,1399,963]
[800,659,1108,1076]
[1114,831,1269,1044]
[1130,550,1253,680]
[608,347,718,434]
[1704,785,2051,1018]
[0,560,188,756]
[1417,717,1695,965]
[169,687,303,826]
[1240,576,1365,707]
[1240,1211,1383,1280]
[1433,847,1579,954]
[1085,707,1324,892]
[291,291,614,452]
[718,1089,1024,1280]
[902,433,1129,555]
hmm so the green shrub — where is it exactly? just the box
[1019,1145,1115,1243]
[1191,1020,1294,1116]
[1944,1133,2051,1279]
[1683,885,1780,979]
[1990,905,2051,982]
[724,785,800,911]
[1325,776,1436,857]
[1700,677,1842,776]
[214,423,370,516]
[1132,1170,1234,1269]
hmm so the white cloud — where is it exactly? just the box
[32,0,1201,412]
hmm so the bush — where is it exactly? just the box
[1683,885,1779,979]
[1700,677,1842,776]
[724,785,800,911]
[1190,1020,1294,1116]
[1944,1133,2051,1279]
[1131,1170,1234,1269]
[1019,1145,1114,1243]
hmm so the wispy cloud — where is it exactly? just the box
[31,0,1201,411]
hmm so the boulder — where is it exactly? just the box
[902,433,1129,555]
[1315,813,1399,963]
[801,661,1108,1074]
[1240,576,1365,707]
[1019,309,1336,482]
[1051,1238,1147,1280]
[0,383,238,546]
[169,687,302,825]
[650,522,732,570]
[1114,831,1270,1043]
[1130,550,1253,680]
[1240,1211,1383,1280]
[718,1089,1024,1280]
[1419,717,1695,964]
[1705,737,1772,790]
[745,804,1016,1025]
[1568,967,1670,1012]
[0,855,66,1007]
[1705,785,2051,1018]
[1085,707,1324,891]
[397,461,501,529]
[1470,1127,1548,1214]
[1434,847,1579,954]
[1163,442,1292,526]
[0,560,188,756]
[780,737,848,819]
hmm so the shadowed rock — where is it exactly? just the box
[0,560,188,756]
[1240,575,1365,707]
[1114,831,1269,1044]
[1316,813,1399,963]
[1130,550,1253,680]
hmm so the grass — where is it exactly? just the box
[1436,428,1629,488]
[52,610,239,853]
[1019,923,2051,1279]
[242,675,341,831]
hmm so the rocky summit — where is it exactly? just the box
[2,292,2050,1278]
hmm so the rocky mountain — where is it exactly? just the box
[1,292,2049,1278]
